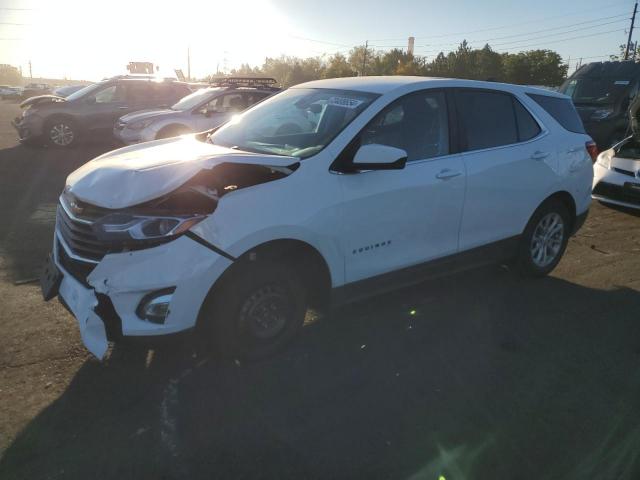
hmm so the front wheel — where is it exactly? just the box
[516,200,571,277]
[199,261,307,360]
[45,118,78,147]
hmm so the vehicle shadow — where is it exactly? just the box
[0,142,119,282]
[2,268,640,479]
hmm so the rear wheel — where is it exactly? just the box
[199,261,307,360]
[516,200,571,277]
[45,118,77,147]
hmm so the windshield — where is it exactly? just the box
[561,77,632,105]
[207,88,378,159]
[65,83,101,101]
[172,88,219,111]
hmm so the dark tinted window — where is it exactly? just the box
[361,90,449,161]
[527,93,586,134]
[513,99,541,141]
[456,90,518,150]
[125,83,153,103]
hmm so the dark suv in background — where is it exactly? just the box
[559,61,640,148]
[12,75,191,147]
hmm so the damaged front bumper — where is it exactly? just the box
[46,229,233,359]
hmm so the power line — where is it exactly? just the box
[370,16,628,49]
[368,0,632,41]
[0,22,30,25]
[287,34,351,48]
[0,7,32,10]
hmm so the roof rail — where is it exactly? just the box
[208,77,278,88]
[103,74,178,82]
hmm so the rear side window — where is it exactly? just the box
[456,90,518,150]
[527,93,585,134]
[513,99,541,141]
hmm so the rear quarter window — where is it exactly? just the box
[527,93,586,134]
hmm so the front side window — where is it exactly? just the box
[360,90,449,161]
[172,88,220,111]
[208,88,378,159]
[456,90,518,150]
[94,85,124,104]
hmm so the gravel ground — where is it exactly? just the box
[1,100,640,480]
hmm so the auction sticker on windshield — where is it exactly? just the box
[328,97,364,108]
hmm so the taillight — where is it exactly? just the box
[586,141,598,162]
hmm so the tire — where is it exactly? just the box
[155,125,192,140]
[45,117,78,148]
[199,260,307,360]
[516,199,571,277]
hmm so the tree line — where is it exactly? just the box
[212,41,569,88]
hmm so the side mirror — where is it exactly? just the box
[351,144,407,171]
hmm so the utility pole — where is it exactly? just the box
[625,1,638,60]
[634,41,639,61]
[28,59,32,79]
[187,46,191,81]
[361,40,368,76]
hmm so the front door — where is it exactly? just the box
[338,90,466,283]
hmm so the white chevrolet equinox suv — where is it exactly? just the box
[40,77,595,360]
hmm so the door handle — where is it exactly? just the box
[436,169,462,180]
[567,146,583,153]
[530,150,550,160]
[118,106,129,110]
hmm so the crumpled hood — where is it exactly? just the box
[66,135,298,209]
[20,94,64,109]
[118,108,176,124]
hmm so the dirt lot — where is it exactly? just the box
[0,100,640,480]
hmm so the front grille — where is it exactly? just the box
[57,203,110,261]
[593,182,640,206]
[57,239,95,286]
[613,167,636,177]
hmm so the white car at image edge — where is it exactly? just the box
[40,76,595,360]
[593,138,640,209]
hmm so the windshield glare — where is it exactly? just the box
[561,77,631,105]
[172,88,219,111]
[207,88,378,159]
[65,83,102,101]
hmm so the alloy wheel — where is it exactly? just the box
[530,212,564,268]
[49,123,74,146]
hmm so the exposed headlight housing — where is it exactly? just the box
[92,212,205,242]
[590,108,614,121]
[596,149,613,169]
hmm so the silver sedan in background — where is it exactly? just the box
[114,77,279,144]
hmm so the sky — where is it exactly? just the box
[0,0,637,81]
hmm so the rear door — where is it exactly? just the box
[454,88,558,251]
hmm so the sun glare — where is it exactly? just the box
[16,0,291,80]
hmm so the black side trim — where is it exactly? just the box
[185,231,236,261]
[331,236,520,307]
